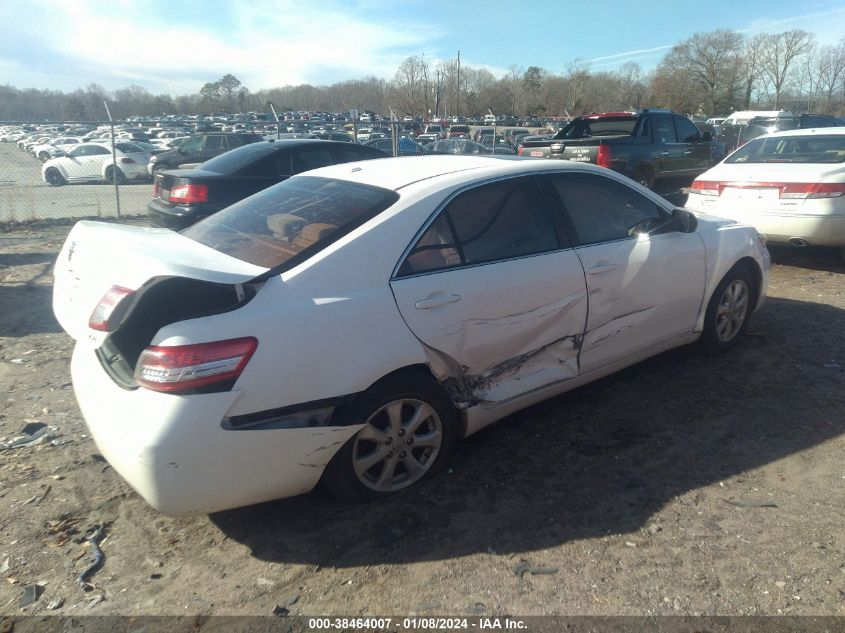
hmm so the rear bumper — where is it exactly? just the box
[71,345,358,515]
[687,199,845,247]
[146,199,209,230]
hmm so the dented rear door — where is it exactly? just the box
[390,176,588,404]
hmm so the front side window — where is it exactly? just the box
[546,172,669,246]
[179,136,203,153]
[397,177,559,276]
[203,136,225,153]
[674,117,701,143]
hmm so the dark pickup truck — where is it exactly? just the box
[517,110,724,193]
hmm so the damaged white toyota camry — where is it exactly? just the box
[53,156,770,515]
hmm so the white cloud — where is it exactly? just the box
[2,0,445,94]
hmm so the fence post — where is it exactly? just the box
[103,100,121,218]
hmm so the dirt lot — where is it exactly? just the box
[1,219,844,618]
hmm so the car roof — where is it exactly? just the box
[756,126,845,139]
[303,154,615,191]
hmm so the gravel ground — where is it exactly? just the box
[0,220,843,618]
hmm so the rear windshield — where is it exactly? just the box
[556,117,638,139]
[201,143,278,174]
[726,135,845,164]
[182,176,400,270]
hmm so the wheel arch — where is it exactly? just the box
[329,362,462,428]
[696,255,763,333]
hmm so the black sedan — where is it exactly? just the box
[147,140,386,230]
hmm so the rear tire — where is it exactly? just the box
[44,168,65,186]
[322,374,458,503]
[699,264,755,353]
[104,166,126,185]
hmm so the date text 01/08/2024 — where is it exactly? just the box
[306,617,528,630]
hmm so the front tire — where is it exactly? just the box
[322,375,458,502]
[699,264,755,353]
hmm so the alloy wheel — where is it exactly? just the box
[352,398,443,492]
[715,279,749,342]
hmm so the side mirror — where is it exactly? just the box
[701,131,712,142]
[672,208,698,233]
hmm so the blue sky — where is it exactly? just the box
[1,0,844,95]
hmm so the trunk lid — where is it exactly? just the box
[53,221,267,346]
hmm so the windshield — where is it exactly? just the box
[182,176,399,270]
[726,135,845,164]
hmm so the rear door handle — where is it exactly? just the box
[683,149,694,155]
[660,151,669,156]
[589,264,618,275]
[415,294,462,309]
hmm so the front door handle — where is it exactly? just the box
[660,151,669,156]
[589,264,618,275]
[415,294,461,309]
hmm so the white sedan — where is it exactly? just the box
[30,137,81,161]
[686,127,845,255]
[52,156,769,515]
[41,142,152,185]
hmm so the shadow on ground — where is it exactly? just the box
[768,245,845,274]
[210,295,845,566]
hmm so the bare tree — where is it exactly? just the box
[815,39,845,112]
[760,30,814,108]
[740,33,768,108]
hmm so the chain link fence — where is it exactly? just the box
[0,118,555,224]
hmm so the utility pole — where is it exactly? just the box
[456,50,461,118]
[435,69,441,118]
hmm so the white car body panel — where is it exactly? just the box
[71,346,359,515]
[54,156,770,514]
[53,221,266,345]
[391,250,588,403]
[574,231,706,373]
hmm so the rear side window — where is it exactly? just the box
[653,115,677,143]
[397,177,559,276]
[183,176,399,270]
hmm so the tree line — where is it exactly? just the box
[1,29,843,122]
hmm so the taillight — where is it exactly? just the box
[89,286,135,332]
[517,146,523,156]
[596,144,612,168]
[690,180,723,196]
[780,183,845,199]
[120,157,137,164]
[168,183,208,204]
[134,337,258,393]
